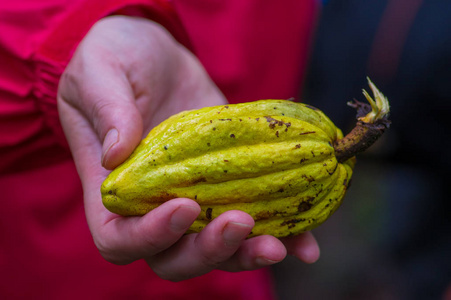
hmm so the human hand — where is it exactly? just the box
[57,15,320,282]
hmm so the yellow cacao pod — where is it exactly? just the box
[101,79,390,238]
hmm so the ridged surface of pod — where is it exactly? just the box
[101,99,355,237]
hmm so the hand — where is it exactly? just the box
[57,15,320,282]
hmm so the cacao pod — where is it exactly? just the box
[101,79,390,238]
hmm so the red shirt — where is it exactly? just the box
[0,0,318,298]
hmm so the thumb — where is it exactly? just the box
[98,99,143,170]
[89,73,143,170]
[59,61,143,170]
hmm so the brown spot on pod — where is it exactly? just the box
[315,188,323,197]
[281,218,305,229]
[264,116,285,129]
[298,202,312,212]
[192,177,207,184]
[255,210,276,220]
[206,208,213,220]
[230,134,235,138]
[299,131,316,136]
[157,192,178,201]
[301,174,315,183]
[284,123,291,132]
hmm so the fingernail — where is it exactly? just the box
[102,128,118,166]
[170,205,199,232]
[255,256,279,266]
[222,222,252,247]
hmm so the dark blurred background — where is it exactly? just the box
[272,0,451,299]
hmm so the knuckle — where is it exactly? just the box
[197,247,227,270]
[129,219,168,256]
[140,234,164,256]
[90,100,118,133]
[194,235,233,269]
[91,98,115,119]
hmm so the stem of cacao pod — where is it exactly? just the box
[334,78,391,163]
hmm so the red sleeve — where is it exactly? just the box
[33,0,190,146]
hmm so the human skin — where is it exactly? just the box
[57,16,320,282]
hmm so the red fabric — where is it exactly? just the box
[174,0,318,103]
[0,0,318,298]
